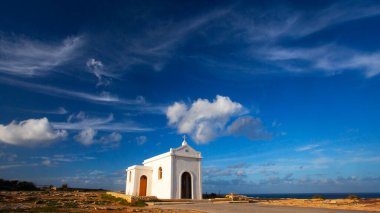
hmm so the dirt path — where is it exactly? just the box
[155,202,378,213]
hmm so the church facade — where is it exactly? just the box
[125,137,203,199]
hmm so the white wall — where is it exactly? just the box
[125,169,134,195]
[143,155,172,199]
[173,156,202,199]
[125,143,203,200]
[125,166,152,196]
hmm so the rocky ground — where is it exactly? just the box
[0,191,201,212]
[252,198,380,211]
[2,191,379,212]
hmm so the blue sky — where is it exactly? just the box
[0,0,380,193]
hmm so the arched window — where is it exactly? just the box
[129,171,131,182]
[158,167,162,180]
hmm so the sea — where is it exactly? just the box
[244,193,380,199]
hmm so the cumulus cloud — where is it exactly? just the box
[0,118,67,146]
[167,95,244,143]
[75,128,97,145]
[226,116,272,140]
[166,95,269,143]
[74,126,122,146]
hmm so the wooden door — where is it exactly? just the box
[181,172,192,199]
[139,175,147,196]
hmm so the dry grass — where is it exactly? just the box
[0,191,199,212]
[252,198,380,211]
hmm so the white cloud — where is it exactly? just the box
[226,116,271,140]
[86,58,116,86]
[234,2,380,42]
[54,112,152,132]
[0,117,67,146]
[296,144,321,152]
[0,152,17,161]
[260,45,380,77]
[0,75,164,114]
[113,7,231,71]
[56,107,68,115]
[0,36,83,76]
[42,159,52,166]
[167,95,270,144]
[36,154,96,165]
[0,163,36,170]
[167,102,187,125]
[74,127,122,147]
[0,76,132,104]
[75,128,97,145]
[27,107,68,115]
[219,2,380,78]
[135,136,147,145]
[99,132,122,144]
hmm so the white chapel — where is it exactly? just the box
[125,136,203,199]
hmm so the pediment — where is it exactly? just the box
[173,144,201,158]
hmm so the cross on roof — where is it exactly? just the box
[182,135,188,146]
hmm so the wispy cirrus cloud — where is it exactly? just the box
[0,76,143,105]
[192,2,380,78]
[295,144,321,152]
[25,107,68,115]
[241,2,380,77]
[0,152,17,161]
[0,35,83,76]
[53,112,153,132]
[86,58,118,86]
[109,6,232,71]
[258,45,380,77]
[35,154,96,166]
[236,1,380,42]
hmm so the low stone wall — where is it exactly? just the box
[106,192,158,203]
[225,193,249,201]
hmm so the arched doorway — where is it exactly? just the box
[181,172,192,199]
[139,175,147,196]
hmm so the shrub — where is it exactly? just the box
[61,183,68,191]
[0,179,38,191]
[312,195,325,200]
[347,194,360,200]
[133,200,147,207]
[101,194,131,206]
[63,202,79,208]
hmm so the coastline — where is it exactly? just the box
[244,193,380,199]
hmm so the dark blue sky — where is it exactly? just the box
[0,0,380,193]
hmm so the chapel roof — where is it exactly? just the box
[142,136,202,164]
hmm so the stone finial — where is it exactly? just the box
[182,135,187,146]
